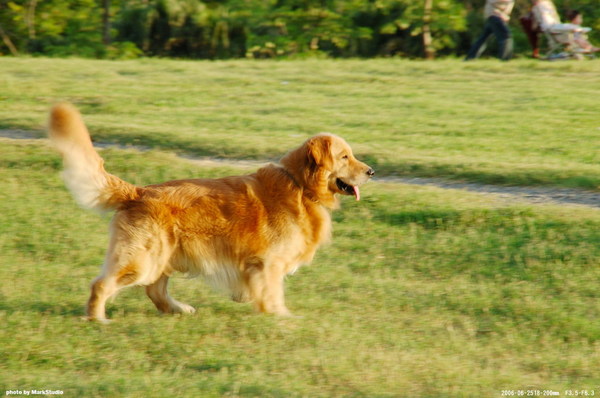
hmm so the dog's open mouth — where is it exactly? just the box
[336,178,360,201]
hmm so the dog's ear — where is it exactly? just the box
[304,135,338,208]
[307,135,333,170]
[279,134,339,209]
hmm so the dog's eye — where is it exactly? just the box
[341,155,349,160]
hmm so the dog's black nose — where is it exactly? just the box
[367,168,375,177]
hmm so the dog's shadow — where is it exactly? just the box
[374,208,463,229]
[0,295,215,319]
[0,299,160,321]
[0,299,85,317]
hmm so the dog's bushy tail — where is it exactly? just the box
[48,103,142,212]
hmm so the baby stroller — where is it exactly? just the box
[521,0,596,60]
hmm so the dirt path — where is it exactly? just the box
[378,177,600,209]
[2,129,599,209]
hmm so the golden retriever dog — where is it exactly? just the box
[48,103,374,321]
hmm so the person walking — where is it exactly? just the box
[465,0,515,60]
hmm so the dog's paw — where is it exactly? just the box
[272,306,297,317]
[81,316,113,324]
[172,302,196,314]
[283,312,304,319]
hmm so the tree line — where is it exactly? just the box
[0,0,598,59]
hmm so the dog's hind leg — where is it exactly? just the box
[146,273,195,314]
[86,274,119,322]
[86,252,148,322]
[86,234,168,321]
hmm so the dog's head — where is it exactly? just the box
[281,134,374,208]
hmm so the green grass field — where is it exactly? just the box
[1,58,599,397]
[2,57,600,188]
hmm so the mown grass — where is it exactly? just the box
[1,139,599,397]
[1,57,600,189]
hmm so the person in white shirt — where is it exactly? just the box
[531,0,599,54]
[465,0,515,60]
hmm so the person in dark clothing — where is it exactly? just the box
[465,0,515,61]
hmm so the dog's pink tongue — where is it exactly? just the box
[353,185,360,201]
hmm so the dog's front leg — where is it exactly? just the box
[245,262,291,316]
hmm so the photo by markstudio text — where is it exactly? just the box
[5,390,64,396]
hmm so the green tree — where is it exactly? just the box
[1,0,597,59]
[0,0,105,56]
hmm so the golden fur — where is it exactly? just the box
[48,103,374,320]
